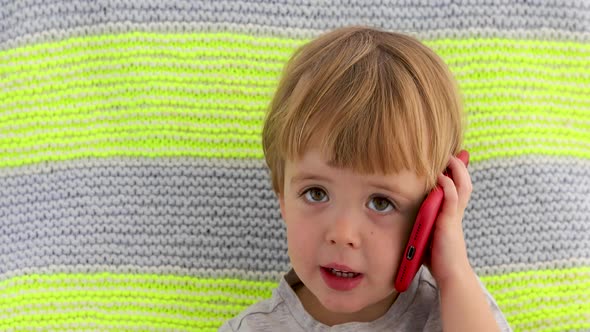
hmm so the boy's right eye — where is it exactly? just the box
[301,187,328,203]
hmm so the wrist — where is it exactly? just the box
[435,260,474,290]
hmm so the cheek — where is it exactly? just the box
[369,225,410,273]
[286,221,310,248]
[284,209,318,257]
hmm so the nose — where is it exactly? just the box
[325,212,362,249]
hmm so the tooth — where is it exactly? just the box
[332,268,351,273]
[330,269,354,278]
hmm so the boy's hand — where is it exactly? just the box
[424,154,503,332]
[425,155,473,286]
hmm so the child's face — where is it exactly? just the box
[279,149,427,317]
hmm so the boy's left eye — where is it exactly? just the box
[368,196,395,213]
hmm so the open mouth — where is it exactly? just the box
[321,267,362,278]
[320,266,364,291]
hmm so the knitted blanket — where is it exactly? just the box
[1,1,588,331]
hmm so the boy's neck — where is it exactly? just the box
[293,284,399,326]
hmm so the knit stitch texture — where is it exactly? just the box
[0,1,589,331]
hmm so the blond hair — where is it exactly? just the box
[263,26,464,194]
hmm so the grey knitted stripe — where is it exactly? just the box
[2,257,589,283]
[1,156,588,277]
[0,158,287,276]
[465,156,590,268]
[0,0,588,50]
[0,266,285,283]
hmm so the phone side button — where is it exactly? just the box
[406,246,415,260]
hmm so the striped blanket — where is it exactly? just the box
[1,1,588,331]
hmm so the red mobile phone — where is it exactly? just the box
[394,150,469,292]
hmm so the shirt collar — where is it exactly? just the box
[275,267,422,331]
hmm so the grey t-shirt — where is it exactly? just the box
[219,267,511,331]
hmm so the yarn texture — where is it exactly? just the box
[0,1,589,331]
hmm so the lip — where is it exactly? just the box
[320,263,364,291]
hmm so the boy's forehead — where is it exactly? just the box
[288,148,386,174]
[286,149,428,194]
[287,148,347,176]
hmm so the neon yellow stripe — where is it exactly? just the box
[1,267,589,331]
[2,34,587,70]
[0,32,588,167]
[3,124,261,145]
[3,312,223,330]
[0,273,275,330]
[480,266,590,331]
[2,52,586,91]
[429,37,590,57]
[1,82,273,105]
[3,77,588,112]
[0,59,284,91]
[0,273,277,295]
[0,101,266,122]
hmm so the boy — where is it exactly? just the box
[220,26,511,331]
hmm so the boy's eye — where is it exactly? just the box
[368,196,394,213]
[303,187,328,203]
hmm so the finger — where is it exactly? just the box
[437,172,458,223]
[457,149,470,167]
[446,156,472,209]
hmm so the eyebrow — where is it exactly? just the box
[290,172,333,185]
[369,182,400,194]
